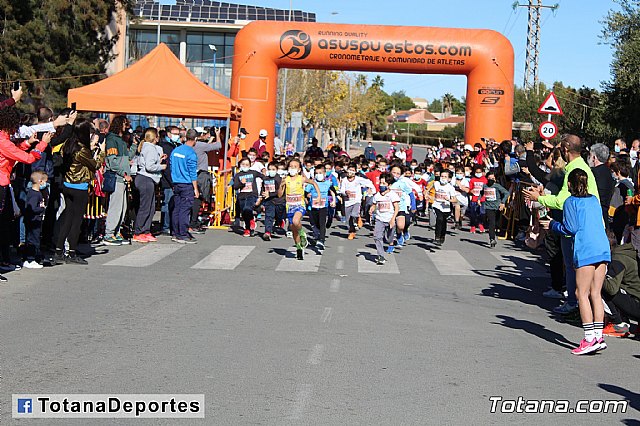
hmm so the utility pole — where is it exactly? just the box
[515,1,558,96]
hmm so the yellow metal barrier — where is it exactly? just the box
[208,168,235,229]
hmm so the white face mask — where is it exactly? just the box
[440,178,449,185]
[239,134,246,140]
[277,170,287,177]
[631,150,638,159]
[288,168,299,176]
[267,170,277,178]
[475,173,483,178]
[315,173,325,181]
[413,174,422,181]
[170,134,180,142]
[240,166,250,173]
[347,171,356,177]
[455,174,464,180]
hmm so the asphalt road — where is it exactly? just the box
[1,216,638,425]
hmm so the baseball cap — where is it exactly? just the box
[464,144,473,151]
[259,129,268,137]
[239,127,249,135]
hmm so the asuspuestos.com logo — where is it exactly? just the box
[13,394,205,418]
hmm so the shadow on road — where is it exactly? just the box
[597,383,640,414]
[493,314,575,350]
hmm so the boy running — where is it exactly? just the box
[370,173,400,265]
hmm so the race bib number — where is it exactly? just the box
[435,190,448,202]
[472,182,483,197]
[484,187,497,201]
[346,190,357,199]
[393,189,403,198]
[377,201,392,213]
[287,194,303,205]
[242,181,253,192]
[312,197,327,208]
[264,183,276,193]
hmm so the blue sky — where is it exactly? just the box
[255,0,618,103]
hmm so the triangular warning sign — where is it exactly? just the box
[538,92,563,115]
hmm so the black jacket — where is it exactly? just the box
[159,139,176,189]
[591,163,615,224]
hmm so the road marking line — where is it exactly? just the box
[307,344,324,365]
[357,250,399,274]
[426,249,475,276]
[321,307,333,323]
[289,384,312,420]
[191,245,255,270]
[491,252,548,277]
[335,259,344,270]
[104,245,182,267]
[275,249,321,272]
[330,278,341,292]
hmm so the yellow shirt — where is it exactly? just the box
[285,175,306,209]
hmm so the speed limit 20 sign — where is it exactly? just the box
[539,121,558,140]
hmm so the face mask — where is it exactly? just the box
[413,174,422,181]
[348,171,356,177]
[379,185,388,193]
[315,173,325,181]
[368,144,372,147]
[475,173,483,178]
[326,170,332,176]
[487,179,495,186]
[39,183,48,190]
[170,134,180,143]
[455,174,464,180]
[465,172,471,177]
[288,168,298,176]
[631,150,638,159]
[440,178,449,185]
[615,145,621,153]
[267,170,277,178]
[240,166,250,173]
[277,170,287,177]
[240,134,246,140]
[611,172,618,182]
[411,165,417,170]
[248,155,256,162]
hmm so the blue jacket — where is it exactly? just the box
[170,144,198,184]
[551,195,611,268]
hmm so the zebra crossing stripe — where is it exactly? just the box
[275,249,322,272]
[104,244,183,267]
[491,252,547,277]
[356,250,399,274]
[426,249,475,276]
[191,245,255,270]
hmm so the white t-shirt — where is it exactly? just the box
[340,176,375,207]
[274,137,283,156]
[374,191,400,223]
[433,181,457,212]
[453,177,470,205]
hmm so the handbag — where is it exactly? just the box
[102,170,117,193]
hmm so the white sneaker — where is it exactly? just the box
[286,231,293,239]
[23,260,43,269]
[543,289,565,299]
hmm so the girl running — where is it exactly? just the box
[231,157,263,237]
[545,169,611,355]
[278,158,320,260]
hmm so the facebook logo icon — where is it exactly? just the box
[17,398,32,413]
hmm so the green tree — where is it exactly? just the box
[602,0,640,139]
[428,98,443,113]
[383,90,416,114]
[0,0,135,110]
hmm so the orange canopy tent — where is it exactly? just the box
[67,43,242,121]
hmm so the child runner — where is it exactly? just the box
[259,162,285,241]
[547,168,611,355]
[231,157,263,237]
[482,171,509,248]
[305,164,336,250]
[23,171,48,269]
[340,163,375,240]
[432,170,457,246]
[389,165,422,251]
[278,158,320,260]
[468,165,488,233]
[452,166,470,230]
[370,173,400,265]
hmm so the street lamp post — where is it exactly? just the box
[208,44,217,90]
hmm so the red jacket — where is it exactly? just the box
[365,170,381,191]
[252,139,266,156]
[0,131,46,186]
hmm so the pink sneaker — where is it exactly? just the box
[478,224,485,233]
[470,226,476,234]
[144,233,158,242]
[571,338,598,355]
[132,234,149,243]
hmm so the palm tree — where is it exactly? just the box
[443,93,455,117]
[372,75,384,89]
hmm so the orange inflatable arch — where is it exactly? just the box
[231,22,514,154]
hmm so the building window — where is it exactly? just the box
[129,29,179,63]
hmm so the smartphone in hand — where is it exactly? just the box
[13,81,20,91]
